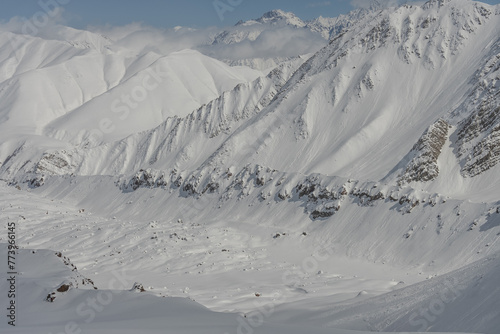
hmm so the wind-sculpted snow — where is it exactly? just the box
[312,252,500,333]
[186,0,500,189]
[3,0,500,197]
[13,75,278,179]
[1,2,500,333]
[0,32,261,145]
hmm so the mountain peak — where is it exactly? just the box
[422,0,452,9]
[218,9,310,45]
[256,9,306,27]
[260,9,290,19]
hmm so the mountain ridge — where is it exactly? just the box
[0,2,500,333]
[2,0,499,200]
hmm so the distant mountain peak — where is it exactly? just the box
[422,0,452,9]
[216,9,309,45]
[259,9,292,19]
[255,9,306,27]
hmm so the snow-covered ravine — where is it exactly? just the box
[2,245,429,334]
[0,179,422,312]
[1,169,499,333]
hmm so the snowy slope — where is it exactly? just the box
[44,49,262,144]
[0,28,262,184]
[0,53,306,179]
[299,251,500,333]
[200,0,500,184]
[1,175,495,333]
[23,0,500,200]
[0,1,500,333]
[1,180,471,334]
[0,30,261,143]
[4,245,413,334]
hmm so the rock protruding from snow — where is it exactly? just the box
[296,176,348,219]
[459,105,500,177]
[399,119,449,185]
[45,251,97,302]
[121,169,168,192]
[456,39,500,177]
[255,10,306,27]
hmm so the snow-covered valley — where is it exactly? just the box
[1,0,500,333]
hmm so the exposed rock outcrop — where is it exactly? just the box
[398,119,449,185]
[456,42,500,177]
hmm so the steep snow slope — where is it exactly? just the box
[0,29,262,184]
[222,54,310,74]
[0,54,309,179]
[203,0,500,183]
[0,30,261,144]
[44,49,262,144]
[3,1,499,202]
[0,75,277,180]
[1,1,500,333]
[30,0,500,201]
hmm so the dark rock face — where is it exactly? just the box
[36,152,74,175]
[121,169,168,191]
[45,252,97,302]
[458,104,500,177]
[399,119,449,185]
[296,177,346,219]
[457,42,500,177]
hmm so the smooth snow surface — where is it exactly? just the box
[1,1,500,333]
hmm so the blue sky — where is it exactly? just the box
[1,0,499,29]
[0,0,365,29]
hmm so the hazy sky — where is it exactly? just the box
[0,0,499,30]
[0,0,375,29]
[0,0,352,29]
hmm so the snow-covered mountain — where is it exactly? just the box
[1,1,500,333]
[19,0,499,198]
[0,30,260,138]
[213,7,376,44]
[206,9,348,71]
[213,9,309,45]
